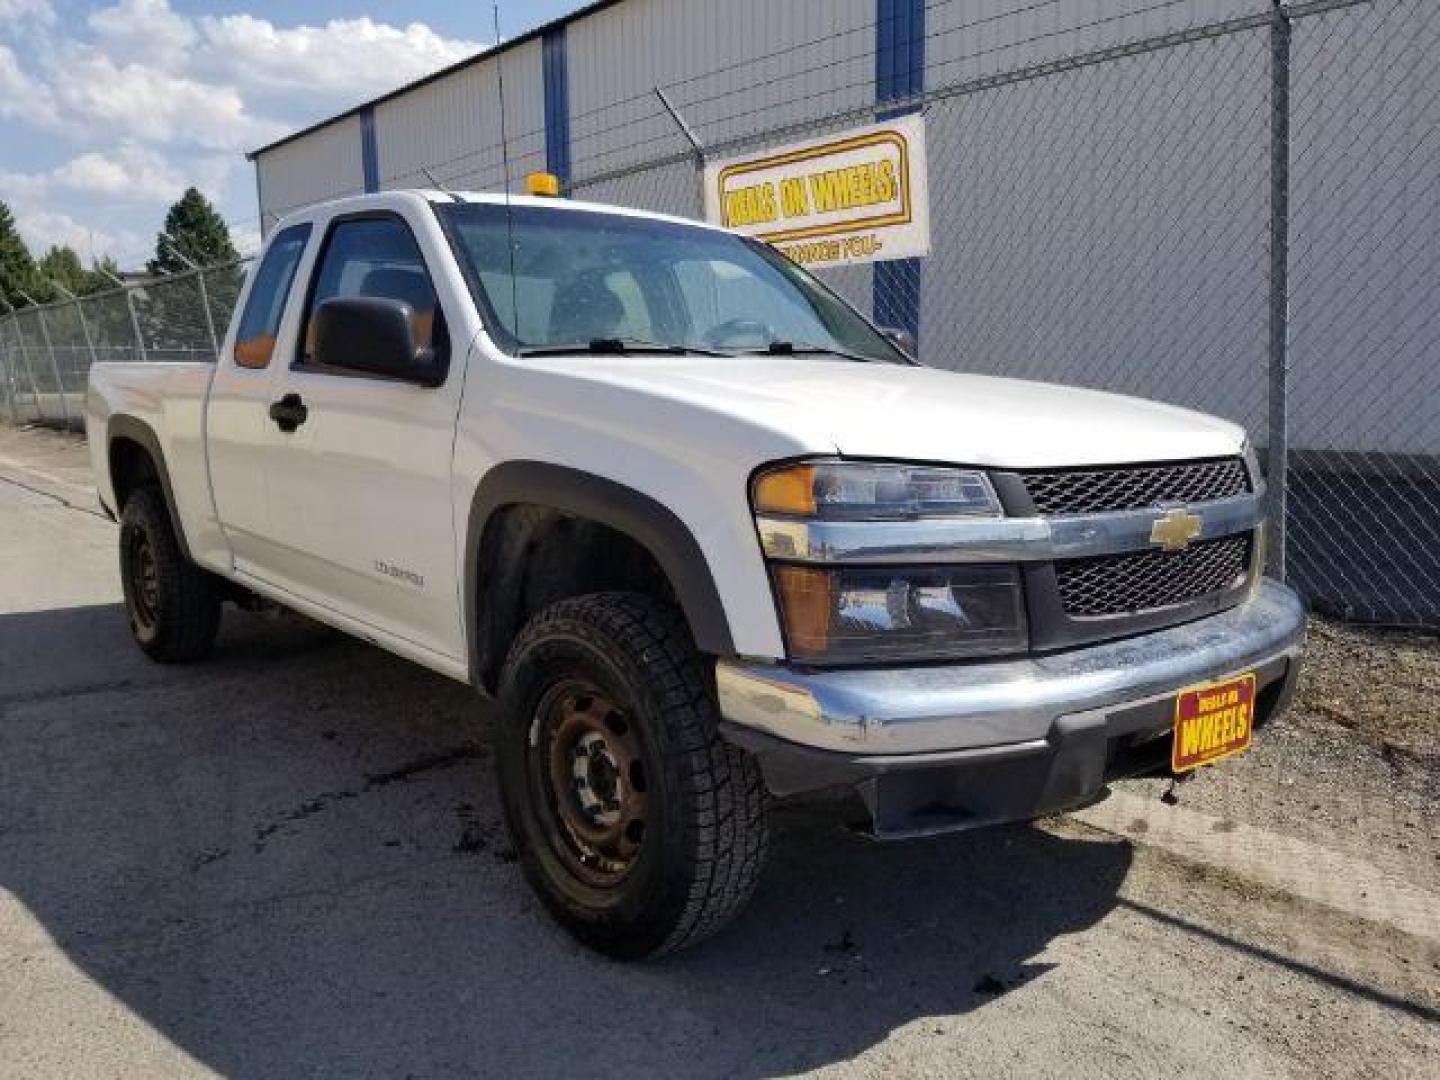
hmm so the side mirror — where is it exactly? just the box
[880,326,917,359]
[311,296,445,386]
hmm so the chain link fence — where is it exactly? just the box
[567,0,1439,630]
[1,0,1435,631]
[0,258,252,430]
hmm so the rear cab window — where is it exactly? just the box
[297,214,447,376]
[233,223,311,369]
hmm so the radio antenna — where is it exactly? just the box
[419,166,459,200]
[493,4,520,340]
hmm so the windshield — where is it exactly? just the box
[435,202,908,363]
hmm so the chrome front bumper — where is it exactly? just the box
[716,578,1306,758]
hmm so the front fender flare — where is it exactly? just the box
[464,461,736,688]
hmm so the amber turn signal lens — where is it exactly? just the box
[771,565,835,656]
[753,464,817,516]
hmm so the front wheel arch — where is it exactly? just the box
[465,462,736,693]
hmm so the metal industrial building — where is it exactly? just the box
[245,0,1439,625]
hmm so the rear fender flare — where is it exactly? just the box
[107,415,192,561]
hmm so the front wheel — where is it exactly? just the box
[118,485,222,662]
[496,593,769,959]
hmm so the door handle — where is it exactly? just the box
[268,392,308,433]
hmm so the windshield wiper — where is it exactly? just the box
[516,338,729,357]
[744,340,884,364]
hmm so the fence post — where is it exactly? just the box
[1266,0,1292,581]
[10,311,47,422]
[655,86,707,216]
[0,320,13,425]
[19,293,69,426]
[100,268,149,363]
[0,305,18,425]
[161,236,221,361]
[54,281,101,372]
[125,287,150,363]
[195,269,221,361]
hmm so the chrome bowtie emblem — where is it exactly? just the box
[1150,508,1203,552]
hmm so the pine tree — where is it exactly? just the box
[0,201,38,309]
[148,188,238,275]
[84,255,122,296]
[37,245,88,297]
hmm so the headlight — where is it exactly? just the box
[771,564,1027,664]
[752,459,1025,664]
[753,460,1000,520]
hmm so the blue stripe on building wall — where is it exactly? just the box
[542,26,572,188]
[360,106,380,193]
[874,0,924,342]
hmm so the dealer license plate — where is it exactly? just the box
[1171,672,1256,773]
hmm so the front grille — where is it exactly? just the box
[1056,533,1252,617]
[1020,457,1249,515]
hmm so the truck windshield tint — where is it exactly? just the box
[435,203,908,364]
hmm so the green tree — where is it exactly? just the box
[0,201,37,309]
[83,255,122,296]
[37,245,88,297]
[148,187,238,274]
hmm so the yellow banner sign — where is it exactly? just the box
[704,115,931,269]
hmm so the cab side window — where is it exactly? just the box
[233,224,310,369]
[300,215,445,370]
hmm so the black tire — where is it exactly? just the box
[496,592,769,959]
[118,485,222,662]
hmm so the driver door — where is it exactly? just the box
[249,208,466,664]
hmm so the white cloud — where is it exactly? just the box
[0,44,58,124]
[3,2,481,150]
[0,167,50,202]
[87,0,195,66]
[0,0,54,26]
[229,223,262,259]
[13,207,130,262]
[52,143,201,203]
[4,145,233,203]
[0,1,479,267]
[200,15,479,101]
[48,47,285,149]
[2,146,240,265]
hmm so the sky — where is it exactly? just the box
[0,0,583,268]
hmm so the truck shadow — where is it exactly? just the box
[0,603,1131,1078]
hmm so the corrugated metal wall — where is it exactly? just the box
[247,0,1432,459]
[1289,0,1440,455]
[374,39,546,193]
[925,0,1266,77]
[564,0,873,178]
[256,114,366,228]
[920,23,1273,440]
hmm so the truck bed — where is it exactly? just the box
[86,362,229,573]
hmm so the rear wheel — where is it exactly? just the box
[118,485,222,662]
[496,592,769,959]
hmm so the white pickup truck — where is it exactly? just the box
[87,189,1305,958]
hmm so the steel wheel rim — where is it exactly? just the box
[528,678,649,888]
[126,531,160,634]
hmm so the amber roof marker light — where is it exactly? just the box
[526,172,562,197]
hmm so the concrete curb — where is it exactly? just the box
[1067,788,1440,943]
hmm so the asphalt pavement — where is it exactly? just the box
[1,425,1437,1079]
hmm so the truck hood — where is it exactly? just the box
[517,355,1246,469]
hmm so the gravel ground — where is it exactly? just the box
[1293,617,1440,762]
[1121,612,1440,900]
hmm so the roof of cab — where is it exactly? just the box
[271,189,730,237]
